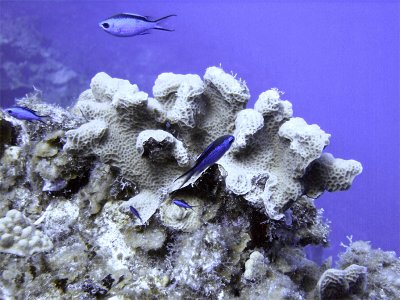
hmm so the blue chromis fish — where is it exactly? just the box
[174,135,235,188]
[172,199,196,210]
[99,13,176,37]
[129,206,143,224]
[4,106,49,123]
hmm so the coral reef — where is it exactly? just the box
[311,238,400,300]
[336,239,400,299]
[316,264,367,299]
[0,209,53,256]
[1,66,397,299]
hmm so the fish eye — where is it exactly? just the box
[102,22,110,29]
[6,109,12,113]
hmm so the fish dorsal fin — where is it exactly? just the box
[14,106,38,115]
[118,13,151,21]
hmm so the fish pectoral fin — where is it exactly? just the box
[139,32,151,35]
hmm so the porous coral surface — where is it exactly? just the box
[1,67,397,299]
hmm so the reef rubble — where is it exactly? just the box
[0,67,398,299]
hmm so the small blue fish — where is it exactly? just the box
[129,206,143,224]
[99,13,176,37]
[175,135,235,188]
[4,106,48,123]
[172,199,196,210]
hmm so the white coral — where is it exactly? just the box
[136,129,189,167]
[220,101,332,219]
[120,190,161,226]
[64,67,362,222]
[64,119,108,154]
[153,73,204,127]
[278,117,330,177]
[90,72,139,102]
[159,198,203,232]
[159,195,221,232]
[315,153,363,191]
[317,264,367,300]
[0,146,24,190]
[232,109,264,151]
[0,209,53,256]
[254,88,293,123]
[243,251,269,280]
[304,153,363,197]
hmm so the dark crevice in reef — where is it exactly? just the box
[0,116,18,157]
[248,209,269,249]
[170,164,226,201]
[109,172,138,200]
[46,156,95,198]
[27,264,38,279]
[53,277,69,293]
[46,168,91,197]
[81,278,108,298]
[101,274,115,290]
[142,137,177,164]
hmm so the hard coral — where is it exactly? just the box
[0,66,369,299]
[243,250,269,281]
[219,88,360,220]
[64,72,185,212]
[316,264,367,300]
[337,240,400,299]
[304,153,363,197]
[65,67,362,223]
[0,209,53,256]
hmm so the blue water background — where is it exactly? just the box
[1,1,399,260]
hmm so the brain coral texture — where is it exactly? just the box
[64,67,361,222]
[1,66,392,300]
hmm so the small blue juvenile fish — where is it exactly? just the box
[175,135,235,188]
[4,106,48,123]
[129,206,143,224]
[99,13,176,37]
[172,199,196,210]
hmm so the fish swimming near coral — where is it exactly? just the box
[174,135,235,189]
[4,106,49,123]
[129,206,143,224]
[172,199,197,210]
[99,13,176,37]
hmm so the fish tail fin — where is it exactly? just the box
[37,113,50,118]
[154,14,176,31]
[153,14,177,23]
[38,115,51,123]
[154,26,174,32]
[174,168,196,189]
